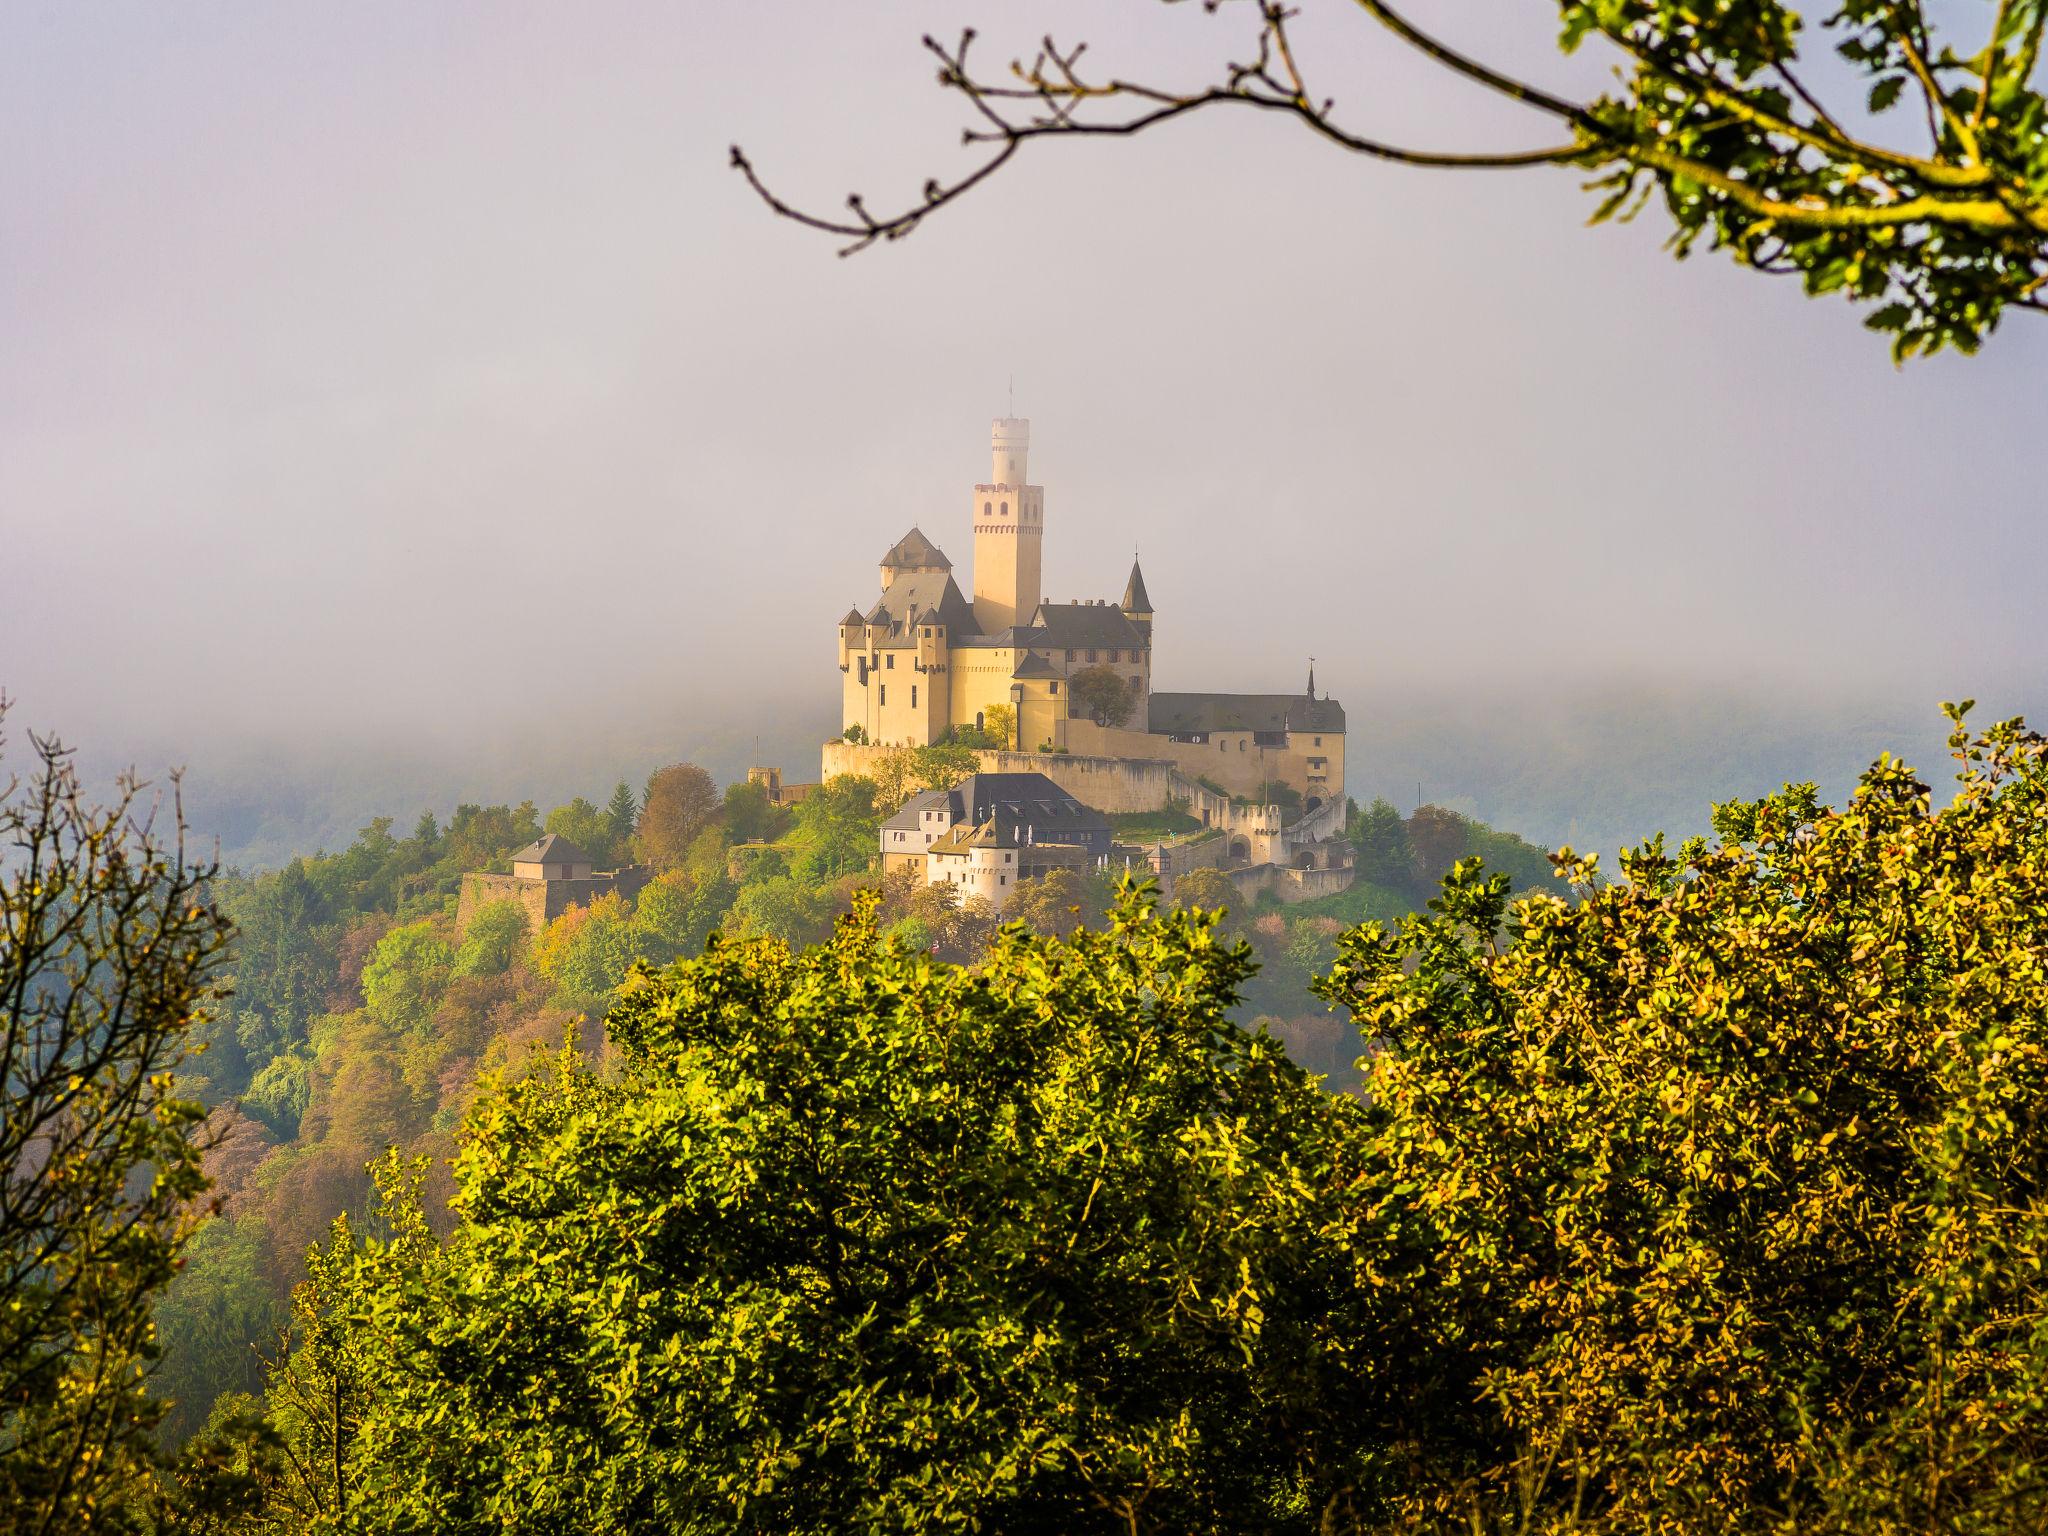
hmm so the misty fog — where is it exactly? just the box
[5,2,2043,869]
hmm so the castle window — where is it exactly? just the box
[886,654,895,669]
[911,685,918,706]
[1050,682,1059,694]
[880,685,887,705]
[983,500,991,515]
[1106,650,1119,663]
[1001,500,1009,515]
[1314,736,1322,746]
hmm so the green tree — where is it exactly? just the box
[787,774,881,881]
[981,701,1016,750]
[444,802,542,877]
[451,899,528,980]
[543,796,614,869]
[1069,663,1136,727]
[358,921,455,1032]
[243,1053,315,1141]
[636,763,719,870]
[739,1,2048,356]
[1344,796,1416,895]
[720,778,786,844]
[726,872,840,946]
[295,888,1400,1533]
[0,719,232,1530]
[603,780,638,857]
[1313,708,2048,1530]
[149,1218,288,1447]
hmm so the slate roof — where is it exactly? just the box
[880,527,951,571]
[881,788,951,834]
[1011,652,1063,680]
[884,772,1112,853]
[868,570,976,634]
[1121,559,1152,615]
[841,606,866,626]
[511,833,591,866]
[1147,692,1347,735]
[1031,602,1146,651]
[952,625,1042,650]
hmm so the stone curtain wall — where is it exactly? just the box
[455,867,654,935]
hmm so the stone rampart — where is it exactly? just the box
[456,866,653,934]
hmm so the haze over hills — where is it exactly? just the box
[25,675,2034,877]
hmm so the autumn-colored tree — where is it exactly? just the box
[1167,865,1239,923]
[635,763,719,870]
[1001,866,1114,935]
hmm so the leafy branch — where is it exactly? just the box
[733,0,2048,358]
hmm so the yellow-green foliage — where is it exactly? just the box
[1320,706,2048,1531]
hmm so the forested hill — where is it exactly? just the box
[151,751,1556,1448]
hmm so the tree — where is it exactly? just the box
[603,780,638,857]
[735,2,2048,358]
[1068,664,1136,728]
[443,802,542,877]
[636,764,719,870]
[359,921,455,1032]
[1312,707,2048,1529]
[1168,865,1239,922]
[1404,803,1471,889]
[529,892,642,1000]
[719,778,786,845]
[1344,796,1415,894]
[0,715,233,1531]
[450,899,528,980]
[290,889,1404,1533]
[982,701,1016,751]
[543,797,614,869]
[787,774,882,881]
[1001,866,1114,935]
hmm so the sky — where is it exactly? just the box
[3,2,2043,864]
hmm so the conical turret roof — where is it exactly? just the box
[1121,557,1153,615]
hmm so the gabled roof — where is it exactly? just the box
[880,526,951,572]
[1031,602,1146,651]
[1012,651,1063,680]
[884,772,1111,853]
[511,833,591,866]
[1121,558,1152,615]
[881,787,952,833]
[1147,692,1347,736]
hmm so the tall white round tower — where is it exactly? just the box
[972,416,1044,635]
[991,416,1030,489]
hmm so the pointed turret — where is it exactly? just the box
[1306,658,1316,700]
[1121,557,1152,617]
[1120,555,1153,646]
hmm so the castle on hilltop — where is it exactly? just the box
[831,417,1348,818]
